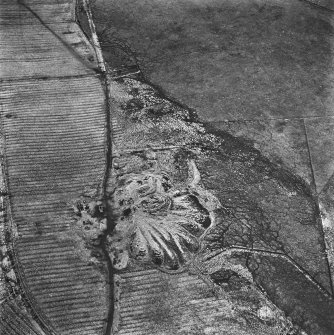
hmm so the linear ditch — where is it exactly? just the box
[78,1,115,334]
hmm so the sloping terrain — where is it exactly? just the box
[91,2,334,287]
[106,77,334,334]
[1,1,334,335]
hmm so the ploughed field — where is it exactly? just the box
[0,1,110,334]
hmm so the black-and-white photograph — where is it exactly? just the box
[0,1,334,334]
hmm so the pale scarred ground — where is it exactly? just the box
[92,0,334,287]
[90,1,334,334]
[0,1,333,335]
